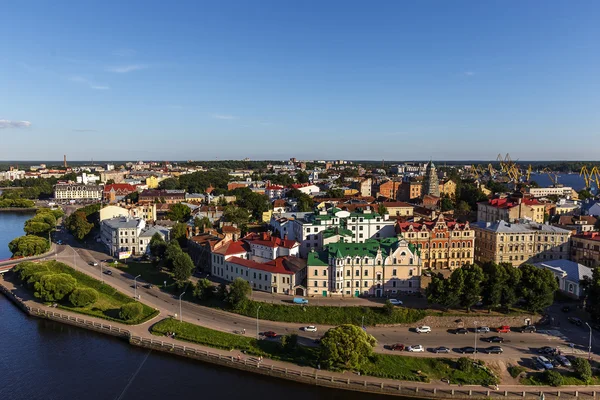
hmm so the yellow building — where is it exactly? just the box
[440,179,457,198]
[145,176,166,189]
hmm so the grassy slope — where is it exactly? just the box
[151,318,496,384]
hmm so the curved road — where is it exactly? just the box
[38,240,593,364]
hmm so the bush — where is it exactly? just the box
[457,357,472,372]
[572,357,593,383]
[544,370,564,387]
[119,302,144,321]
[281,333,299,352]
[508,365,526,378]
[383,300,394,316]
[8,235,50,257]
[69,288,99,307]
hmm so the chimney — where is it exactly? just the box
[64,154,67,168]
[262,232,269,241]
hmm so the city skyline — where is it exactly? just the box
[2,0,599,160]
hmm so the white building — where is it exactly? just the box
[265,185,287,200]
[100,216,169,258]
[528,186,576,198]
[533,259,592,298]
[54,184,102,201]
[0,170,26,181]
[76,173,101,185]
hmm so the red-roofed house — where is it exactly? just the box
[290,183,320,196]
[477,195,546,224]
[103,184,137,203]
[243,232,300,262]
[215,255,306,294]
[265,185,287,200]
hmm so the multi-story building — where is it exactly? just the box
[103,183,137,203]
[439,179,457,198]
[54,183,102,201]
[0,169,26,181]
[307,237,422,297]
[100,216,169,258]
[397,179,423,201]
[274,207,396,257]
[265,185,286,200]
[473,220,571,267]
[570,232,600,268]
[376,180,401,199]
[138,189,185,204]
[99,204,157,223]
[396,215,475,269]
[527,186,577,198]
[533,260,592,298]
[553,215,597,234]
[381,201,414,217]
[477,195,546,224]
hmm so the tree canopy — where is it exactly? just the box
[320,324,377,370]
[172,252,194,284]
[519,264,558,312]
[9,235,50,257]
[167,203,192,223]
[226,278,252,309]
[33,273,77,302]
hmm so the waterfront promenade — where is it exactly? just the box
[1,276,599,400]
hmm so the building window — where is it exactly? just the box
[323,282,327,287]
[392,269,397,276]
[314,281,318,287]
[346,270,350,276]
[314,270,318,276]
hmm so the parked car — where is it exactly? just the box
[455,328,469,335]
[497,325,511,333]
[433,346,450,354]
[103,270,112,275]
[90,261,98,266]
[535,356,554,370]
[416,326,431,334]
[485,346,504,354]
[459,347,477,354]
[264,331,277,338]
[562,306,571,312]
[303,326,318,332]
[144,284,153,289]
[475,326,490,333]
[522,325,536,333]
[568,317,583,326]
[407,345,424,352]
[293,297,308,305]
[556,355,571,367]
[390,344,405,351]
[389,299,403,306]
[482,336,504,343]
[538,346,557,355]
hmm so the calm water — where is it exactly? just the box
[0,212,390,400]
[529,172,590,191]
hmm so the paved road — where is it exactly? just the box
[42,237,592,364]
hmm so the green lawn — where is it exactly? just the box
[151,318,496,384]
[13,261,158,324]
[115,261,176,289]
[521,371,600,386]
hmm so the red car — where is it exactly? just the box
[264,331,277,338]
[497,326,511,333]
[390,344,405,351]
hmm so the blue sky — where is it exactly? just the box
[1,0,599,161]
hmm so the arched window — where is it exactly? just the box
[450,261,455,267]
[347,258,351,264]
[568,283,574,293]
[400,251,406,256]
[432,243,436,249]
[356,258,360,264]
[452,242,456,248]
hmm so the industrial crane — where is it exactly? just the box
[580,166,592,189]
[526,165,533,181]
[541,168,559,186]
[590,166,600,190]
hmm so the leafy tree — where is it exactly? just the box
[326,189,345,198]
[281,333,299,352]
[69,287,99,307]
[578,189,593,200]
[233,187,270,220]
[456,200,471,213]
[33,273,77,302]
[24,219,53,236]
[519,264,558,313]
[320,324,377,369]
[167,203,192,223]
[119,302,144,321]
[440,195,455,212]
[581,268,600,322]
[223,205,250,227]
[383,299,394,316]
[572,357,592,383]
[226,278,252,309]
[158,178,180,190]
[377,204,388,215]
[164,240,183,268]
[66,211,93,240]
[172,252,194,284]
[457,357,472,372]
[459,264,484,312]
[193,278,213,300]
[9,235,50,256]
[149,233,167,258]
[123,191,139,203]
[529,180,540,188]
[481,262,506,311]
[500,263,522,311]
[544,370,564,387]
[193,216,212,232]
[426,272,460,310]
[170,222,189,247]
[296,170,309,183]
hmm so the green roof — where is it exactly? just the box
[308,237,401,265]
[322,227,353,239]
[307,250,328,266]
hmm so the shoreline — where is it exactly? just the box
[1,280,598,400]
[0,207,37,212]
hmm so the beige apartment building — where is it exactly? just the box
[306,237,422,297]
[477,196,546,224]
[473,220,571,267]
[570,232,600,268]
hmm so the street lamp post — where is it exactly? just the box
[100,262,103,284]
[474,321,478,360]
[256,305,262,340]
[134,274,141,300]
[179,292,186,323]
[362,315,365,329]
[586,322,593,360]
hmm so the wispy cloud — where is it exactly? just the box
[113,49,137,57]
[73,129,98,133]
[0,119,32,129]
[212,114,238,120]
[106,64,148,73]
[463,71,475,76]
[69,75,110,90]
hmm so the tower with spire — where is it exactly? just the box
[422,161,440,197]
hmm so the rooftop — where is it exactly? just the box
[533,259,592,283]
[472,220,571,234]
[102,217,144,229]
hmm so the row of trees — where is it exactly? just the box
[149,234,194,285]
[0,172,78,199]
[8,208,64,256]
[426,263,558,313]
[0,197,35,208]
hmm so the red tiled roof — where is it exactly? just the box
[382,201,413,208]
[266,185,284,190]
[243,232,298,249]
[273,199,287,207]
[227,256,297,275]
[483,197,542,209]
[104,183,136,193]
[572,232,600,241]
[213,240,248,256]
[396,219,469,232]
